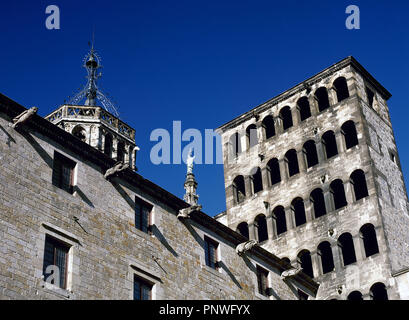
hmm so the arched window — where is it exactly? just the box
[350,169,369,201]
[341,121,358,149]
[370,283,388,300]
[279,106,293,130]
[297,97,311,121]
[104,133,113,157]
[237,222,249,239]
[117,141,125,163]
[72,125,87,142]
[285,149,299,177]
[303,140,319,168]
[254,214,268,242]
[360,224,379,257]
[297,250,314,278]
[246,124,258,149]
[292,197,306,227]
[262,115,275,139]
[250,167,263,194]
[229,132,242,157]
[322,131,338,159]
[267,158,281,186]
[310,188,327,218]
[233,175,246,204]
[315,87,330,112]
[338,233,357,266]
[318,241,334,274]
[347,291,363,301]
[273,206,287,235]
[330,179,347,210]
[333,77,350,102]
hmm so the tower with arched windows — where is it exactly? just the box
[216,56,409,300]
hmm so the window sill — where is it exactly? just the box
[40,280,72,299]
[201,264,224,279]
[255,292,270,300]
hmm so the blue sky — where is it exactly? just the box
[1,0,408,216]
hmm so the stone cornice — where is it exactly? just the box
[216,56,392,133]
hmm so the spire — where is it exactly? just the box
[184,148,199,206]
[65,38,120,117]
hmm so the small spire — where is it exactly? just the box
[184,148,199,206]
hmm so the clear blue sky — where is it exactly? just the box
[1,0,408,216]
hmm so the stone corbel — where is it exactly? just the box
[177,204,202,219]
[235,240,258,256]
[104,161,129,180]
[9,107,38,129]
[280,266,303,280]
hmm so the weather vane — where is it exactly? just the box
[66,34,120,117]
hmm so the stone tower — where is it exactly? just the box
[216,56,409,300]
[44,45,139,170]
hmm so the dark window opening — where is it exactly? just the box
[204,236,219,270]
[292,197,306,227]
[255,214,268,242]
[322,131,338,159]
[279,106,293,130]
[135,196,152,234]
[52,151,76,194]
[251,167,263,194]
[262,115,275,139]
[347,291,363,301]
[267,158,281,186]
[43,235,69,289]
[341,121,358,149]
[370,283,388,300]
[273,206,287,235]
[360,224,379,257]
[333,77,350,102]
[285,149,299,177]
[315,87,330,112]
[257,266,269,296]
[246,124,258,149]
[233,175,246,204]
[104,134,113,157]
[133,275,152,300]
[350,169,369,201]
[366,87,375,107]
[230,132,242,157]
[237,222,249,239]
[297,97,311,121]
[310,188,327,218]
[338,233,357,266]
[297,250,314,278]
[318,241,334,274]
[72,126,87,142]
[117,141,125,163]
[303,140,319,168]
[330,179,347,210]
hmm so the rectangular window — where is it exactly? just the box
[42,235,70,289]
[52,151,76,194]
[204,236,219,270]
[135,196,152,234]
[365,87,374,107]
[256,266,269,296]
[133,275,152,300]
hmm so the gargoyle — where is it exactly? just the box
[177,204,202,219]
[235,240,258,256]
[10,107,38,129]
[280,266,303,280]
[104,162,129,180]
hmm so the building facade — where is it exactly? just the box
[0,48,318,300]
[216,56,409,300]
